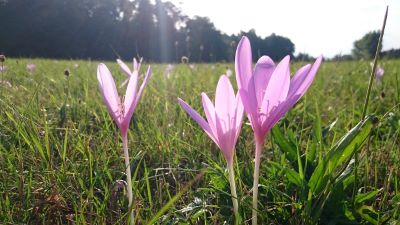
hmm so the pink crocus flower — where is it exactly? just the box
[370,62,384,82]
[26,64,36,73]
[375,66,384,82]
[375,66,384,83]
[97,60,151,224]
[97,61,151,135]
[178,75,244,221]
[235,36,322,225]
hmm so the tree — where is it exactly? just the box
[352,31,381,59]
[295,52,315,62]
[185,16,227,62]
[0,0,299,62]
[263,33,295,61]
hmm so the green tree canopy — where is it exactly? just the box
[352,31,381,59]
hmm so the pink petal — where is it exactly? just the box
[261,55,291,115]
[235,36,253,91]
[253,56,275,105]
[202,93,218,139]
[97,63,121,123]
[117,59,132,77]
[239,89,259,134]
[288,55,323,100]
[266,56,323,131]
[122,70,139,122]
[132,66,152,110]
[214,111,229,156]
[215,75,235,121]
[133,58,138,71]
[287,64,312,98]
[133,57,143,72]
[178,98,217,144]
[233,93,244,146]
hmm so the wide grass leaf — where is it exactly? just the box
[309,115,377,195]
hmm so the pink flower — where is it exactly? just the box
[97,58,151,224]
[97,60,151,135]
[370,62,384,82]
[178,75,243,219]
[375,66,384,82]
[236,36,322,142]
[235,36,322,224]
[26,64,36,73]
[178,75,244,164]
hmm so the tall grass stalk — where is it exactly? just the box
[355,5,388,209]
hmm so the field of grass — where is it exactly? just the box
[0,58,399,224]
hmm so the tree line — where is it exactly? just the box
[0,0,296,62]
[0,0,398,62]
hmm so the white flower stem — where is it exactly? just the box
[227,159,239,224]
[252,139,263,225]
[122,132,134,225]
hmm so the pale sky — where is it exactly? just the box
[168,0,400,58]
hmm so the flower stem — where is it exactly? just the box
[227,159,239,224]
[122,132,134,225]
[252,139,263,225]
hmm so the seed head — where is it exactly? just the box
[64,68,70,77]
[181,56,189,64]
[0,55,5,62]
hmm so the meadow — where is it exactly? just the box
[0,58,399,224]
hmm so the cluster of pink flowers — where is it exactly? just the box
[97,36,322,224]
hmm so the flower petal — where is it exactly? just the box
[133,57,143,72]
[214,110,229,155]
[261,55,291,115]
[288,55,323,100]
[178,98,217,144]
[132,66,152,110]
[253,56,275,105]
[239,89,259,134]
[202,93,218,139]
[123,70,139,122]
[235,36,253,91]
[215,75,235,121]
[233,93,244,146]
[117,59,132,77]
[97,63,121,123]
[266,56,323,132]
[287,64,312,98]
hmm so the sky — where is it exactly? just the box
[167,0,400,58]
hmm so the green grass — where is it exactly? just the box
[0,58,399,224]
